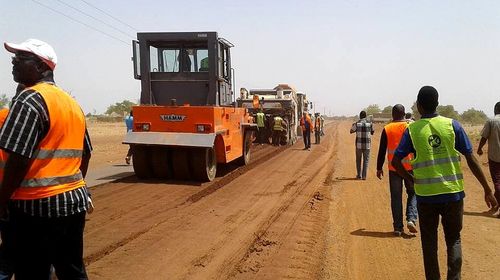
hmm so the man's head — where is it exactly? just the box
[303,112,308,117]
[405,112,412,119]
[417,86,439,114]
[392,104,405,121]
[495,102,500,115]
[4,39,57,86]
[359,111,367,119]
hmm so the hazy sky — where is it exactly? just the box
[1,0,499,116]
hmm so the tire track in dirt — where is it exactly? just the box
[84,145,289,266]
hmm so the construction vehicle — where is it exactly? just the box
[124,32,255,181]
[237,84,299,145]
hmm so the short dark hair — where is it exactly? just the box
[359,111,367,119]
[405,112,412,119]
[495,102,500,115]
[417,86,439,112]
[392,104,405,120]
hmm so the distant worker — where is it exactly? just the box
[300,112,314,150]
[1,39,93,279]
[314,113,321,144]
[125,110,133,164]
[199,56,208,72]
[320,115,325,136]
[255,109,266,145]
[376,104,417,237]
[272,115,284,146]
[477,101,500,216]
[405,112,415,123]
[392,86,497,280]
[350,110,375,180]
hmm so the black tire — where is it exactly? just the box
[237,131,252,166]
[151,147,170,179]
[132,145,154,179]
[191,147,217,182]
[172,149,191,180]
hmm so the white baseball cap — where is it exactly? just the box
[4,39,57,70]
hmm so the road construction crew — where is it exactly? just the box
[300,112,313,150]
[0,39,92,279]
[314,113,321,144]
[392,86,497,280]
[272,115,284,146]
[256,109,266,145]
[376,104,417,237]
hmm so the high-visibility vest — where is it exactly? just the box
[273,116,283,131]
[385,121,413,171]
[11,82,87,200]
[300,115,313,131]
[0,109,9,186]
[408,116,464,196]
[256,112,265,128]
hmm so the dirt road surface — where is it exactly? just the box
[85,120,500,279]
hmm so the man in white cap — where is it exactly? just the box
[0,39,92,279]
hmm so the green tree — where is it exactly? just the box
[105,100,136,116]
[0,94,10,108]
[460,108,488,125]
[437,105,459,120]
[364,104,381,115]
[382,105,392,114]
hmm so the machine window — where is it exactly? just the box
[150,47,208,73]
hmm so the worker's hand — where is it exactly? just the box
[376,170,383,180]
[477,148,483,156]
[484,191,498,210]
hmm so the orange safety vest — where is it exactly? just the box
[385,121,413,171]
[0,109,9,185]
[300,115,314,132]
[11,83,87,200]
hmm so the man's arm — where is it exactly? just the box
[477,137,487,155]
[376,129,387,179]
[0,153,30,215]
[464,153,497,209]
[349,123,356,134]
[392,155,414,183]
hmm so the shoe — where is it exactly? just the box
[393,230,402,237]
[356,176,361,180]
[307,148,311,151]
[125,156,131,165]
[407,221,418,233]
[362,177,366,180]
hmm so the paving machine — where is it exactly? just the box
[237,84,298,145]
[124,32,255,181]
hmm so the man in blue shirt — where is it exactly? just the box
[125,111,133,164]
[392,86,496,280]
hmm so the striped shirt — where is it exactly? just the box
[0,79,92,218]
[350,118,375,150]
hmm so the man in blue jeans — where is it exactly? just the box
[392,86,497,280]
[376,104,417,236]
[350,111,374,180]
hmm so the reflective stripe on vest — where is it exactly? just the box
[408,116,464,196]
[11,82,86,200]
[385,121,413,171]
[274,117,283,131]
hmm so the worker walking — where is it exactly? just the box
[300,112,313,150]
[376,104,417,236]
[0,39,92,279]
[350,111,375,180]
[125,110,133,164]
[477,101,500,216]
[392,86,497,280]
[314,113,321,144]
[272,115,284,146]
[255,110,266,145]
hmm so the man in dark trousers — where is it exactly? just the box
[350,110,375,180]
[392,86,497,280]
[300,112,313,150]
[376,104,417,236]
[0,39,92,279]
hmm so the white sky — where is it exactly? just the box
[1,0,499,116]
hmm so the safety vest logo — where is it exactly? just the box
[428,134,441,148]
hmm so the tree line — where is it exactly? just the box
[363,103,489,125]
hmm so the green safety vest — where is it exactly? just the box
[273,116,283,131]
[408,116,464,196]
[256,112,265,128]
